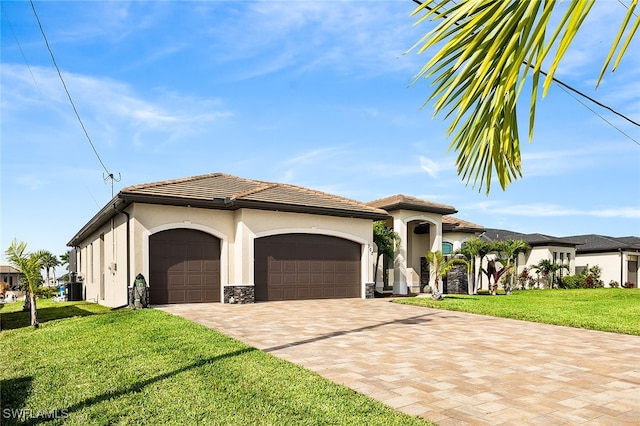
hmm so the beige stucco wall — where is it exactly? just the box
[75,212,129,307]
[574,252,628,286]
[389,210,442,294]
[75,203,376,307]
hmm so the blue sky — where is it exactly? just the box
[1,0,639,260]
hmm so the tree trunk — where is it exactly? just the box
[373,254,381,288]
[23,289,31,312]
[30,292,39,328]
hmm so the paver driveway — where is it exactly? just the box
[158,298,640,425]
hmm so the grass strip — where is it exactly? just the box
[395,288,640,335]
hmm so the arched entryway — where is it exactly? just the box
[254,233,361,301]
[149,228,221,304]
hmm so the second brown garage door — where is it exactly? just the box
[149,228,221,304]
[254,233,361,301]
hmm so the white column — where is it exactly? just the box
[393,217,408,295]
[432,221,442,293]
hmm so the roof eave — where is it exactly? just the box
[67,195,129,247]
[382,202,457,215]
[232,199,390,220]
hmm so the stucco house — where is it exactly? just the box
[569,234,640,287]
[481,229,640,288]
[68,173,394,307]
[68,173,489,307]
[367,195,484,295]
[481,228,578,285]
[1,262,22,291]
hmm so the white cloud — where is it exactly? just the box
[466,201,640,219]
[419,155,441,177]
[16,175,49,191]
[1,64,233,150]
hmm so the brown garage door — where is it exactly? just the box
[149,229,220,304]
[254,234,361,301]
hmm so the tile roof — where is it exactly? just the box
[0,263,20,274]
[481,228,580,247]
[120,173,389,219]
[565,234,640,253]
[442,216,484,232]
[367,194,457,215]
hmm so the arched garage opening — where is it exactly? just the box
[149,228,221,304]
[254,233,361,301]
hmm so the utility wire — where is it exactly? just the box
[410,0,640,130]
[555,84,639,146]
[2,4,43,99]
[29,0,112,176]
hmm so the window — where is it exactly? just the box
[442,242,453,255]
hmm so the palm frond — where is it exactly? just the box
[410,0,638,193]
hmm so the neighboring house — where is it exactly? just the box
[68,173,388,307]
[568,235,640,287]
[481,228,579,287]
[1,262,24,301]
[366,195,483,295]
[481,229,640,288]
[0,262,22,291]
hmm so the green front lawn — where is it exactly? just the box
[1,300,431,426]
[395,288,640,335]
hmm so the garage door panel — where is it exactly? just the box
[298,261,310,273]
[150,229,221,304]
[255,233,360,301]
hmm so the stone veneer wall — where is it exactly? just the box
[224,285,255,304]
[365,283,375,299]
[445,265,468,294]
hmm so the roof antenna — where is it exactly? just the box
[104,172,122,198]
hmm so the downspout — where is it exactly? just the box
[113,204,131,292]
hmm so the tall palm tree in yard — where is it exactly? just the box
[410,0,639,193]
[531,259,570,289]
[5,240,45,328]
[373,221,401,285]
[457,237,489,294]
[482,240,530,294]
[426,250,468,300]
[38,250,60,286]
[493,240,531,294]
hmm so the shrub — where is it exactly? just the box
[609,280,620,288]
[561,275,585,289]
[624,281,636,288]
[36,286,58,298]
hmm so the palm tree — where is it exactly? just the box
[426,250,468,300]
[372,221,401,286]
[482,240,530,294]
[493,240,531,294]
[5,240,44,328]
[531,259,570,289]
[410,0,639,193]
[456,237,488,294]
[38,250,60,287]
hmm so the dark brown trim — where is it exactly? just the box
[382,202,457,215]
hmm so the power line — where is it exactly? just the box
[29,0,114,176]
[410,0,640,131]
[2,5,44,99]
[555,84,639,146]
